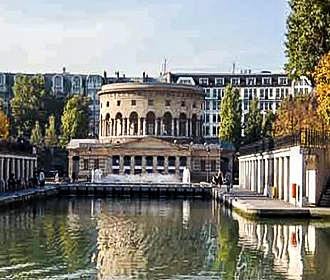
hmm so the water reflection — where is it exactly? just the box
[0,198,329,279]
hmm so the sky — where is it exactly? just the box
[0,0,290,76]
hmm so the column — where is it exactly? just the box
[176,119,180,136]
[142,156,146,174]
[274,158,279,198]
[175,156,180,175]
[17,158,21,179]
[26,160,30,179]
[153,156,157,173]
[251,160,255,191]
[155,119,159,136]
[124,118,128,135]
[164,157,169,174]
[171,119,175,136]
[130,156,135,174]
[142,118,146,136]
[160,118,164,136]
[119,156,124,175]
[278,157,284,200]
[185,120,189,137]
[0,157,3,182]
[138,118,141,136]
[189,119,192,137]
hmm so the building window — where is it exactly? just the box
[231,78,240,86]
[278,77,288,85]
[165,100,171,106]
[201,160,206,171]
[106,101,109,107]
[212,101,217,110]
[244,88,249,98]
[205,114,210,123]
[148,99,154,106]
[117,100,121,106]
[211,160,216,172]
[212,126,217,136]
[246,77,256,86]
[205,101,210,110]
[199,78,209,85]
[181,101,185,107]
[262,77,272,85]
[131,100,136,106]
[243,101,248,110]
[215,78,224,86]
[205,126,210,136]
[192,102,196,108]
[213,114,217,123]
[83,159,88,170]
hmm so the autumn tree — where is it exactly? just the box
[314,52,330,127]
[219,85,242,149]
[45,115,58,148]
[30,121,43,148]
[11,74,47,137]
[0,111,9,140]
[273,94,322,137]
[244,98,263,144]
[285,0,330,83]
[60,95,90,147]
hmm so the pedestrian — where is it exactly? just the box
[39,170,45,187]
[7,173,15,192]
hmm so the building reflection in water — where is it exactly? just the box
[231,211,317,280]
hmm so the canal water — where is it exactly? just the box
[0,197,329,280]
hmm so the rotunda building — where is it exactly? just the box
[98,83,203,143]
[67,82,234,182]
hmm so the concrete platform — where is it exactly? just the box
[213,187,330,219]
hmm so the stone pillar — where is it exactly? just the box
[142,156,146,174]
[143,118,146,136]
[176,119,180,136]
[175,156,180,175]
[108,156,112,175]
[187,156,192,171]
[138,118,142,136]
[119,156,124,175]
[17,158,21,179]
[189,119,192,137]
[278,157,284,200]
[124,118,128,135]
[155,119,159,136]
[164,157,169,174]
[251,160,255,191]
[284,156,290,202]
[130,156,135,174]
[185,120,189,137]
[153,156,157,173]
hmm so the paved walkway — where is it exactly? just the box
[213,187,330,219]
[0,186,59,206]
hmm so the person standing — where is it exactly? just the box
[39,170,45,187]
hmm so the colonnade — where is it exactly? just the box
[0,155,37,192]
[100,114,202,138]
[239,155,291,202]
[105,155,191,176]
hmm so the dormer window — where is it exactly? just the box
[72,76,81,92]
[246,77,256,86]
[262,77,272,85]
[199,78,208,86]
[53,75,63,91]
[215,78,224,86]
[231,78,240,86]
[87,75,102,89]
[278,77,288,85]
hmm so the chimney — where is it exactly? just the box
[103,70,107,79]
[62,66,66,73]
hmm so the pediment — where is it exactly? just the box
[115,137,186,151]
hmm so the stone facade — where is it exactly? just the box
[67,82,235,182]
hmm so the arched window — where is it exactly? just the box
[163,112,172,136]
[129,112,139,135]
[179,113,187,136]
[146,111,156,135]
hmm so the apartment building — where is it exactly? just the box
[165,71,312,140]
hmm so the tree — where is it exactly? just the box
[30,121,43,148]
[60,96,90,147]
[285,0,330,83]
[314,52,330,127]
[244,98,263,143]
[273,94,322,137]
[45,115,58,148]
[219,85,242,149]
[11,74,47,137]
[0,111,9,140]
[262,110,275,138]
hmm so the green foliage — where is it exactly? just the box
[219,85,242,150]
[45,115,58,148]
[60,96,90,147]
[262,110,275,138]
[11,74,47,137]
[30,121,43,148]
[0,110,9,140]
[244,98,263,144]
[285,0,330,83]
